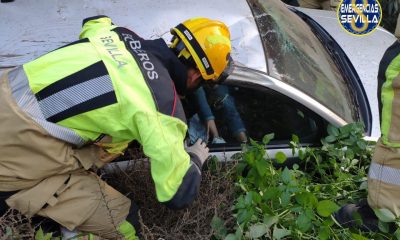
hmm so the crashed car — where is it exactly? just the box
[0,0,396,161]
[198,0,397,160]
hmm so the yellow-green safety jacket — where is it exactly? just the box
[9,15,201,209]
[378,40,400,148]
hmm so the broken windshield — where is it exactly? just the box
[247,0,357,123]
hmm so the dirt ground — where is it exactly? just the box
[0,147,237,240]
[104,148,237,240]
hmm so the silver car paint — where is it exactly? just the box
[297,8,398,140]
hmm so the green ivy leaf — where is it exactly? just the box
[359,181,368,190]
[339,124,353,136]
[296,213,312,232]
[373,208,396,222]
[245,192,253,205]
[263,133,275,145]
[251,191,262,204]
[341,139,354,146]
[394,228,400,240]
[350,159,359,166]
[327,125,339,137]
[325,135,337,143]
[236,162,247,176]
[244,151,255,165]
[316,200,339,217]
[35,228,44,240]
[292,134,299,143]
[293,164,299,170]
[247,223,269,238]
[298,149,305,160]
[211,215,227,238]
[318,226,330,240]
[275,152,287,164]
[304,208,316,220]
[250,138,258,146]
[345,148,354,159]
[322,218,334,227]
[351,233,369,240]
[356,140,367,150]
[295,192,318,208]
[263,187,279,201]
[272,226,291,240]
[228,121,380,239]
[255,159,268,176]
[263,215,279,228]
[224,234,239,240]
[378,220,389,233]
[281,191,291,207]
[260,203,274,215]
[44,233,53,240]
[237,208,253,224]
[235,196,246,209]
[246,168,257,181]
[281,167,292,184]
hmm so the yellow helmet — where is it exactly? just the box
[171,17,232,81]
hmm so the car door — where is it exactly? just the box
[195,75,330,162]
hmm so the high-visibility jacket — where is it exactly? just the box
[378,40,400,147]
[12,15,201,209]
[367,40,400,216]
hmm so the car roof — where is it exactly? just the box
[0,0,266,72]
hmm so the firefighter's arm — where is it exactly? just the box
[79,15,116,39]
[74,135,129,169]
[135,112,206,209]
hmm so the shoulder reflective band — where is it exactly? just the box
[35,61,117,123]
[175,24,214,76]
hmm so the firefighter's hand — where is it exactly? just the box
[186,139,210,168]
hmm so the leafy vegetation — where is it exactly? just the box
[6,123,400,239]
[212,122,400,239]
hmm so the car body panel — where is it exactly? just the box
[296,8,398,140]
[0,0,266,73]
[248,0,359,130]
[0,0,395,157]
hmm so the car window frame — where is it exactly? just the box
[208,73,329,153]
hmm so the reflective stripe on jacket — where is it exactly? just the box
[13,15,199,206]
[378,40,400,147]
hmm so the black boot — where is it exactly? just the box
[334,199,394,232]
[31,216,61,237]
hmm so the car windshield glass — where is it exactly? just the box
[247,0,357,123]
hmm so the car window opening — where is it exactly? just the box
[183,82,327,151]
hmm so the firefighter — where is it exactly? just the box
[0,15,232,239]
[335,40,400,232]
